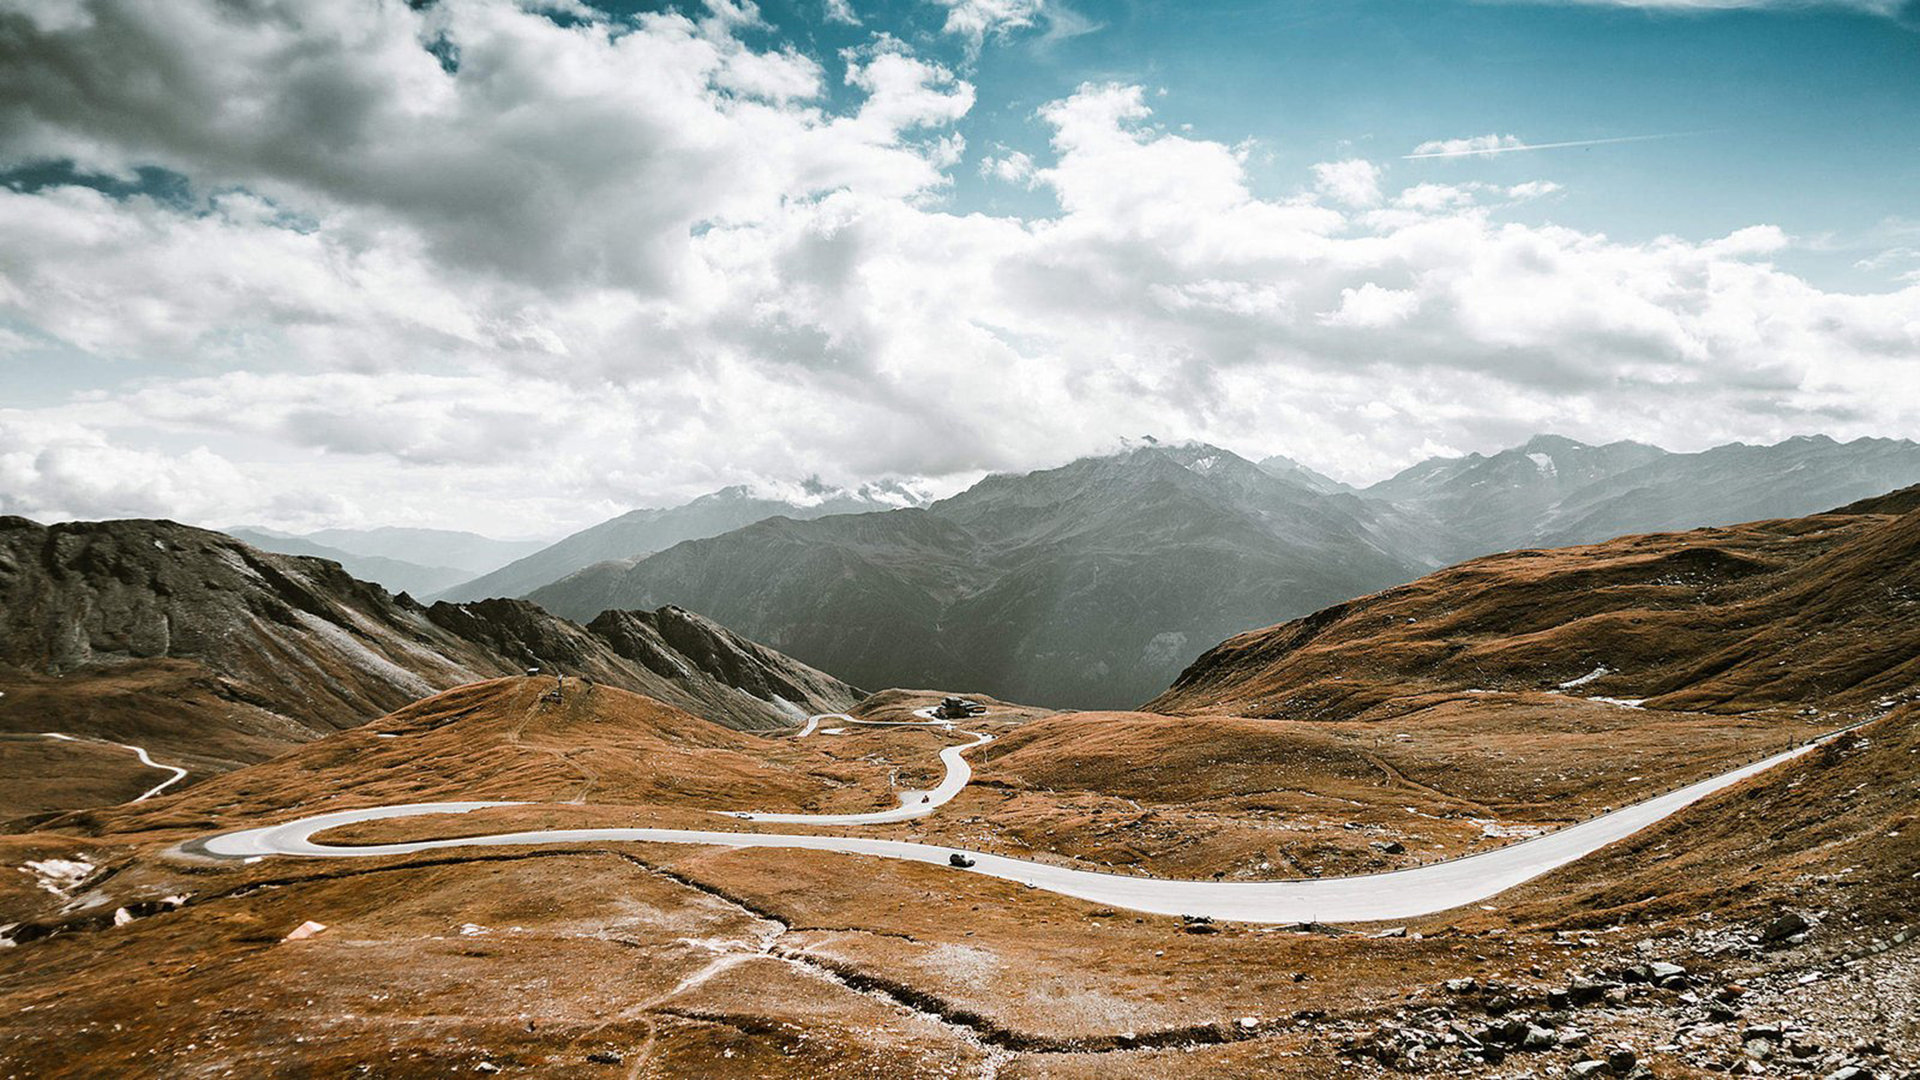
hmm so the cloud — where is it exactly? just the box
[0,413,254,524]
[823,0,861,25]
[1312,159,1383,209]
[928,0,1044,51]
[0,0,971,296]
[980,148,1037,185]
[1406,132,1691,159]
[1320,283,1422,328]
[0,3,1914,532]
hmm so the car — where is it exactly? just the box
[948,853,976,868]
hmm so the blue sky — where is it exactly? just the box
[0,0,1915,535]
[730,0,1920,287]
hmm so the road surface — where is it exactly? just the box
[192,733,1837,923]
[728,730,992,824]
[41,732,188,802]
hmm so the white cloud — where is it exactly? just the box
[1506,180,1564,201]
[1312,159,1383,209]
[928,0,1045,51]
[979,148,1037,185]
[0,413,254,524]
[823,0,861,25]
[1320,283,1422,328]
[0,3,1913,532]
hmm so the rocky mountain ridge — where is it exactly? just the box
[527,436,1920,709]
[0,516,861,814]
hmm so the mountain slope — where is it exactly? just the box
[435,481,929,602]
[533,445,1429,707]
[0,517,861,816]
[1149,494,1920,720]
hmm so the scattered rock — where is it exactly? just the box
[1761,911,1813,945]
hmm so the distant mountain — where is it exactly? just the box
[1359,434,1670,562]
[225,527,473,597]
[435,480,931,602]
[298,526,545,576]
[1255,454,1352,495]
[527,434,1920,711]
[1532,435,1920,547]
[1359,433,1920,561]
[0,517,861,815]
[530,445,1428,709]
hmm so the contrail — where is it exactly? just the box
[1403,132,1695,160]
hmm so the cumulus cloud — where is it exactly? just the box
[980,148,1037,185]
[1312,159,1383,209]
[0,1,1914,533]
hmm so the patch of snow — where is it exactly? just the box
[1185,453,1222,474]
[20,857,95,897]
[1589,696,1647,710]
[1527,452,1557,477]
[1558,665,1610,689]
[821,727,847,735]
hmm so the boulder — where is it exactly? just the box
[1761,911,1813,944]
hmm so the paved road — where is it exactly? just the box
[729,729,993,824]
[42,732,188,802]
[193,733,1834,922]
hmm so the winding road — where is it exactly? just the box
[41,732,188,802]
[191,716,1843,924]
[730,729,993,825]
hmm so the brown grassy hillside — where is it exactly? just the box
[1149,503,1920,720]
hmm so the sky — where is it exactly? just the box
[0,0,1916,539]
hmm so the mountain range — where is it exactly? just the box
[227,525,545,598]
[522,433,1920,708]
[433,480,930,603]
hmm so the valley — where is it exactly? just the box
[2,493,1916,1077]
